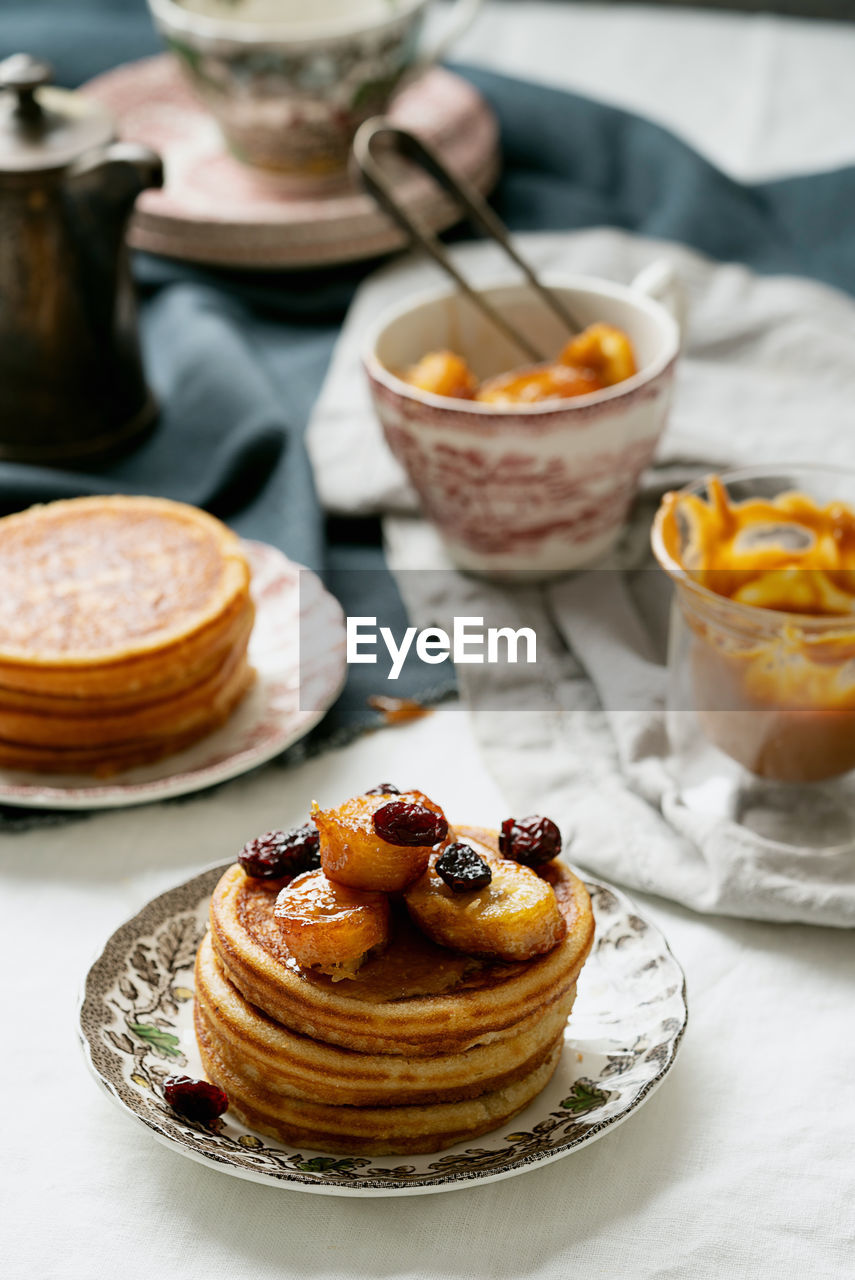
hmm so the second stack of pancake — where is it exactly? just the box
[0,496,254,774]
[197,830,595,1155]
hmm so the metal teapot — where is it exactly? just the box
[0,54,163,465]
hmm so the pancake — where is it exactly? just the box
[0,623,253,748]
[0,661,255,775]
[195,930,577,1107]
[0,594,254,708]
[0,496,255,774]
[0,496,250,695]
[197,1018,564,1156]
[197,826,593,1154]
[208,837,593,1057]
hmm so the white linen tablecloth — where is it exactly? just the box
[4,710,854,1279]
[3,5,855,1279]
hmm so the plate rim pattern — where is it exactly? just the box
[78,860,688,1196]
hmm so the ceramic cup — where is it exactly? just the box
[363,265,683,579]
[147,0,483,179]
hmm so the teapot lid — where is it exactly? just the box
[0,53,114,174]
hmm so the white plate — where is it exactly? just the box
[79,862,688,1196]
[0,541,346,810]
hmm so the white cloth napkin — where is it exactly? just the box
[307,229,855,927]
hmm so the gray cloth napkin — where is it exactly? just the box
[307,229,855,926]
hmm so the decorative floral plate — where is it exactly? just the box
[82,58,499,269]
[79,864,688,1196]
[0,542,346,811]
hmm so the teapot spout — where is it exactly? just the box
[102,141,164,199]
[69,141,163,237]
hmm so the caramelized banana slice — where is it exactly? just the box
[404,857,566,961]
[273,869,390,981]
[403,351,478,399]
[315,791,448,893]
[559,323,637,386]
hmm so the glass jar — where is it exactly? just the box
[651,465,855,849]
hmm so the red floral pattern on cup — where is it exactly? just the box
[382,428,658,556]
[364,274,682,577]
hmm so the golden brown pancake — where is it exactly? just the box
[197,1019,564,1156]
[0,629,252,747]
[197,827,594,1155]
[0,662,254,775]
[0,598,254,713]
[195,930,577,1106]
[209,841,593,1057]
[0,496,254,773]
[0,496,248,666]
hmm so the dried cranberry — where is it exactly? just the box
[372,799,448,847]
[238,824,320,879]
[364,783,401,796]
[436,843,492,892]
[499,815,563,867]
[163,1075,228,1125]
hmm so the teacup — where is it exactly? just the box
[147,0,483,179]
[363,264,683,580]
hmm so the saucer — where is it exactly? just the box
[0,541,346,810]
[79,865,687,1196]
[82,57,500,269]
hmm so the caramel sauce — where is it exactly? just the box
[476,364,603,405]
[327,910,501,1004]
[237,881,510,1001]
[660,476,855,612]
[658,477,855,781]
[367,695,432,725]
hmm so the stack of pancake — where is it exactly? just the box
[0,496,254,774]
[196,829,594,1155]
